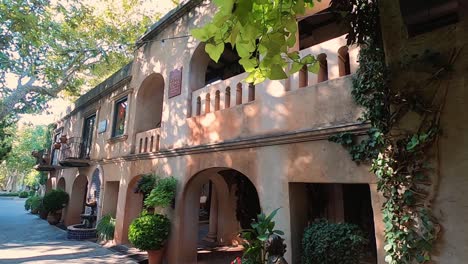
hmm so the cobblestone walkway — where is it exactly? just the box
[0,197,136,264]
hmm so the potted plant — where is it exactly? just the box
[29,196,42,214]
[128,176,177,264]
[43,189,69,225]
[39,201,48,220]
[96,214,116,241]
[128,213,171,264]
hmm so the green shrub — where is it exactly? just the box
[43,189,69,212]
[24,197,32,210]
[0,192,18,197]
[96,214,116,241]
[18,191,29,198]
[128,213,170,251]
[144,176,177,208]
[302,220,368,264]
[29,196,43,213]
[135,174,158,196]
[29,190,36,197]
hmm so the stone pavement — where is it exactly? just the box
[0,197,137,264]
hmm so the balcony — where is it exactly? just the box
[186,35,362,146]
[135,128,161,154]
[32,150,55,172]
[58,137,90,167]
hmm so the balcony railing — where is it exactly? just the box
[32,149,55,171]
[58,137,90,167]
[135,128,161,154]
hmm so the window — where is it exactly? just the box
[112,97,128,137]
[81,114,96,159]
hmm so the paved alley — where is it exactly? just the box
[0,197,137,264]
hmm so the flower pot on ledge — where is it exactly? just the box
[147,248,165,264]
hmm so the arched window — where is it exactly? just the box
[317,53,328,83]
[225,87,231,109]
[236,83,242,105]
[338,46,350,77]
[196,96,201,116]
[215,90,220,111]
[135,73,165,133]
[248,84,255,102]
[205,93,211,114]
[299,65,308,88]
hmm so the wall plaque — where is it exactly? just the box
[168,67,183,98]
[98,120,107,134]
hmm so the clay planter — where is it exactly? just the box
[47,210,62,225]
[147,248,165,264]
[39,209,48,220]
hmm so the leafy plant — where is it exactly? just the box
[18,191,29,198]
[134,174,158,196]
[24,196,32,210]
[29,196,43,213]
[144,176,177,208]
[0,192,18,197]
[301,220,368,264]
[128,213,171,251]
[42,189,69,212]
[240,208,285,264]
[96,214,116,241]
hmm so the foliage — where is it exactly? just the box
[0,124,48,189]
[96,214,116,241]
[144,176,177,208]
[42,189,69,212]
[24,196,32,210]
[191,0,321,84]
[134,174,158,196]
[0,192,18,197]
[18,191,29,198]
[239,208,285,264]
[29,196,43,213]
[128,213,171,251]
[301,220,368,264]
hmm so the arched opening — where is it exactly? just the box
[248,84,255,102]
[299,65,308,88]
[196,96,201,116]
[67,174,88,225]
[205,93,211,114]
[179,168,261,263]
[57,177,66,191]
[134,73,165,133]
[121,175,145,244]
[225,87,231,109]
[338,46,351,76]
[317,53,328,83]
[88,169,102,217]
[236,83,242,105]
[214,90,220,111]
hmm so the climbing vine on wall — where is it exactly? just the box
[329,0,457,263]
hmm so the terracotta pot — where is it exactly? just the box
[147,248,165,264]
[47,210,62,225]
[39,209,48,220]
[54,142,61,149]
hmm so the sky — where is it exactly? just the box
[18,0,178,127]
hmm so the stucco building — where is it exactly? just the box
[35,0,467,263]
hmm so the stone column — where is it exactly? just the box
[204,188,218,242]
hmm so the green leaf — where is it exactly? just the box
[289,62,303,74]
[205,42,225,62]
[269,64,288,80]
[239,57,258,72]
[308,61,320,73]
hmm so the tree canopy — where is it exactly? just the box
[0,0,169,160]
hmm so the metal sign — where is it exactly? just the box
[169,67,183,98]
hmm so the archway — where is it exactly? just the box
[57,177,66,191]
[66,174,88,225]
[179,167,261,263]
[120,175,144,244]
[134,73,165,133]
[88,169,102,217]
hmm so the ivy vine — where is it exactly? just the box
[328,1,456,263]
